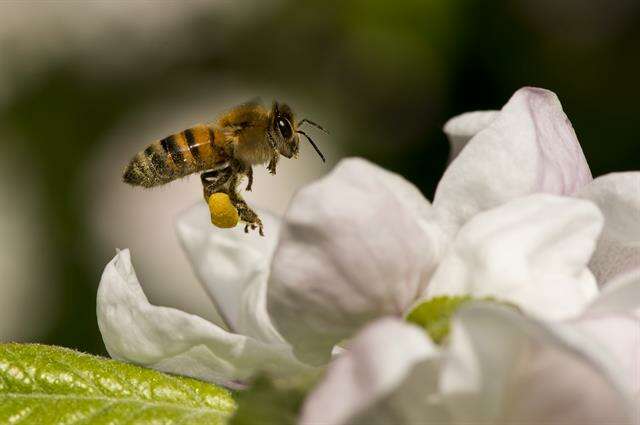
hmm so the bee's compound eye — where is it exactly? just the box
[277,118,293,139]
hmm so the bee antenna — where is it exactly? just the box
[297,130,326,162]
[298,118,329,134]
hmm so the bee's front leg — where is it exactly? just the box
[266,133,279,175]
[245,166,254,191]
[267,155,279,175]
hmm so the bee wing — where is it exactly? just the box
[240,96,264,107]
[221,125,243,140]
[217,102,270,131]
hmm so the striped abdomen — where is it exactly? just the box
[123,124,227,188]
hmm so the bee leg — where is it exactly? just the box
[267,155,279,175]
[245,166,254,191]
[201,167,233,201]
[227,169,263,235]
[229,191,264,236]
[237,202,264,236]
[266,133,279,175]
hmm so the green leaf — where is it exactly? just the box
[0,343,236,424]
[231,375,313,425]
[406,295,473,344]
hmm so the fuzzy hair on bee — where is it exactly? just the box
[122,100,327,235]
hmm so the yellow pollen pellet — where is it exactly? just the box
[208,193,239,228]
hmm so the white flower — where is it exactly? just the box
[267,86,632,364]
[98,86,640,390]
[298,83,640,422]
[301,271,640,424]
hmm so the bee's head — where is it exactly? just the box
[271,102,298,159]
[271,101,326,162]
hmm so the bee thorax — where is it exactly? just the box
[235,136,274,165]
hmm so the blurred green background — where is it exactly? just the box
[1,0,638,355]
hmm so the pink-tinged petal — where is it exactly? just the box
[443,304,635,424]
[176,202,283,344]
[434,87,592,236]
[577,172,640,285]
[267,158,446,365]
[443,110,498,162]
[425,194,602,320]
[97,250,309,387]
[300,318,446,425]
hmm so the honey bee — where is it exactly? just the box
[123,100,326,235]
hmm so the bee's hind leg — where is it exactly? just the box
[201,167,233,200]
[202,165,263,235]
[227,173,263,236]
[230,194,264,236]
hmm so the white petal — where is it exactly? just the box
[443,303,635,424]
[175,202,283,343]
[574,271,640,395]
[97,249,308,386]
[300,318,446,425]
[426,194,602,320]
[434,87,592,236]
[577,172,640,284]
[267,158,446,365]
[588,268,640,314]
[573,315,640,398]
[443,110,498,162]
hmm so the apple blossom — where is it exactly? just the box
[266,86,608,365]
[97,86,640,411]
